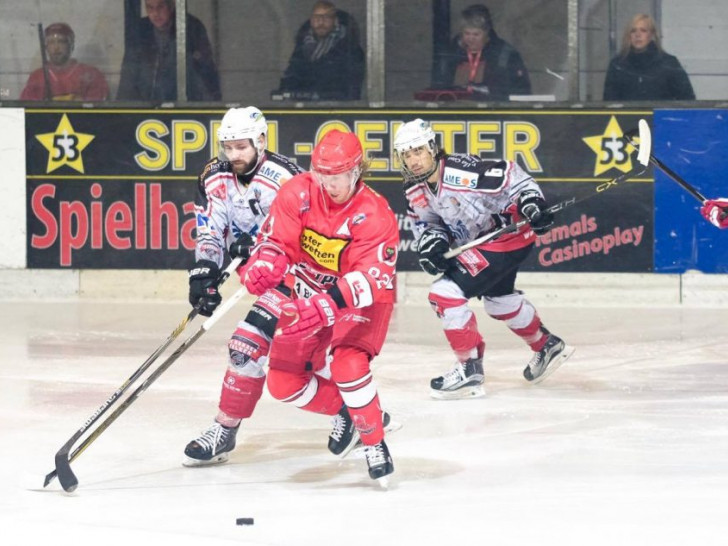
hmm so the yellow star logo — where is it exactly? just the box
[35,114,95,174]
[582,116,635,176]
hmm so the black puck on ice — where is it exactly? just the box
[236,518,254,526]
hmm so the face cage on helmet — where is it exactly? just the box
[313,164,362,198]
[217,134,267,173]
[395,139,440,184]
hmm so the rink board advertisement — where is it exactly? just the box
[25,109,652,270]
[653,109,728,274]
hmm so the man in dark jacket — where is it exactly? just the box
[117,0,221,101]
[432,4,530,101]
[274,1,364,101]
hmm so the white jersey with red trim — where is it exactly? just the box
[257,173,399,307]
[194,151,303,266]
[405,154,543,252]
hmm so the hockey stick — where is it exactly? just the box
[445,119,652,259]
[622,130,707,203]
[43,257,243,491]
[37,23,53,100]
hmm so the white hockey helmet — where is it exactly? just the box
[393,119,441,184]
[217,106,268,164]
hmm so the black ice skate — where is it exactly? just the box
[523,334,575,384]
[365,439,394,486]
[328,405,360,457]
[183,422,239,466]
[430,356,485,400]
[347,411,401,458]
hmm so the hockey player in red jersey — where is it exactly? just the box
[21,22,109,101]
[183,107,304,466]
[394,119,573,399]
[241,129,399,482]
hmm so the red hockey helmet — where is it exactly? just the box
[45,22,75,49]
[311,130,363,175]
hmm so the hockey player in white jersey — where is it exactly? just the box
[184,107,304,464]
[394,119,574,399]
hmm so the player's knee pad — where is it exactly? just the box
[244,286,292,338]
[266,368,317,405]
[483,292,536,329]
[428,278,470,328]
[228,325,270,377]
[331,346,377,410]
[219,369,264,419]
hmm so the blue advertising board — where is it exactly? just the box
[653,110,728,273]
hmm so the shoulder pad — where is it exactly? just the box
[264,151,305,176]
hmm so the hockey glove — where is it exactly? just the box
[417,229,452,275]
[242,245,289,296]
[188,259,222,317]
[700,198,728,229]
[518,190,554,236]
[278,293,339,339]
[228,232,255,263]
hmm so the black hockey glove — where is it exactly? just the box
[518,190,554,236]
[228,232,255,263]
[188,259,222,317]
[417,229,451,275]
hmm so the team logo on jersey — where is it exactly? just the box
[300,228,349,272]
[35,114,95,174]
[352,213,367,226]
[336,219,351,237]
[443,167,477,189]
[582,116,635,176]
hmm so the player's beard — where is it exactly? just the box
[231,153,258,175]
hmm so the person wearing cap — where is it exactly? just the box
[432,4,530,100]
[20,22,109,101]
[239,129,399,483]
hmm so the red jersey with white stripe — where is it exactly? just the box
[20,61,109,101]
[405,154,542,252]
[194,152,303,266]
[258,173,399,307]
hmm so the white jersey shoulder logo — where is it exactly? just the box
[442,167,478,189]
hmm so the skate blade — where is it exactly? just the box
[375,475,390,490]
[182,452,230,467]
[430,384,486,400]
[530,344,575,385]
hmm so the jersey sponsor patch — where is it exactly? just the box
[457,249,490,276]
[442,167,478,189]
[300,228,349,272]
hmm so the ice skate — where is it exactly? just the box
[365,439,394,486]
[523,334,575,384]
[430,356,485,400]
[328,405,360,457]
[348,411,401,458]
[183,422,239,466]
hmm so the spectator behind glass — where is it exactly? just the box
[21,22,109,101]
[117,0,221,101]
[603,13,695,101]
[273,1,365,101]
[432,4,530,100]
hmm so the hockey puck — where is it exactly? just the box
[236,518,254,526]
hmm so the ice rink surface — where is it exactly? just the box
[2,297,727,545]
